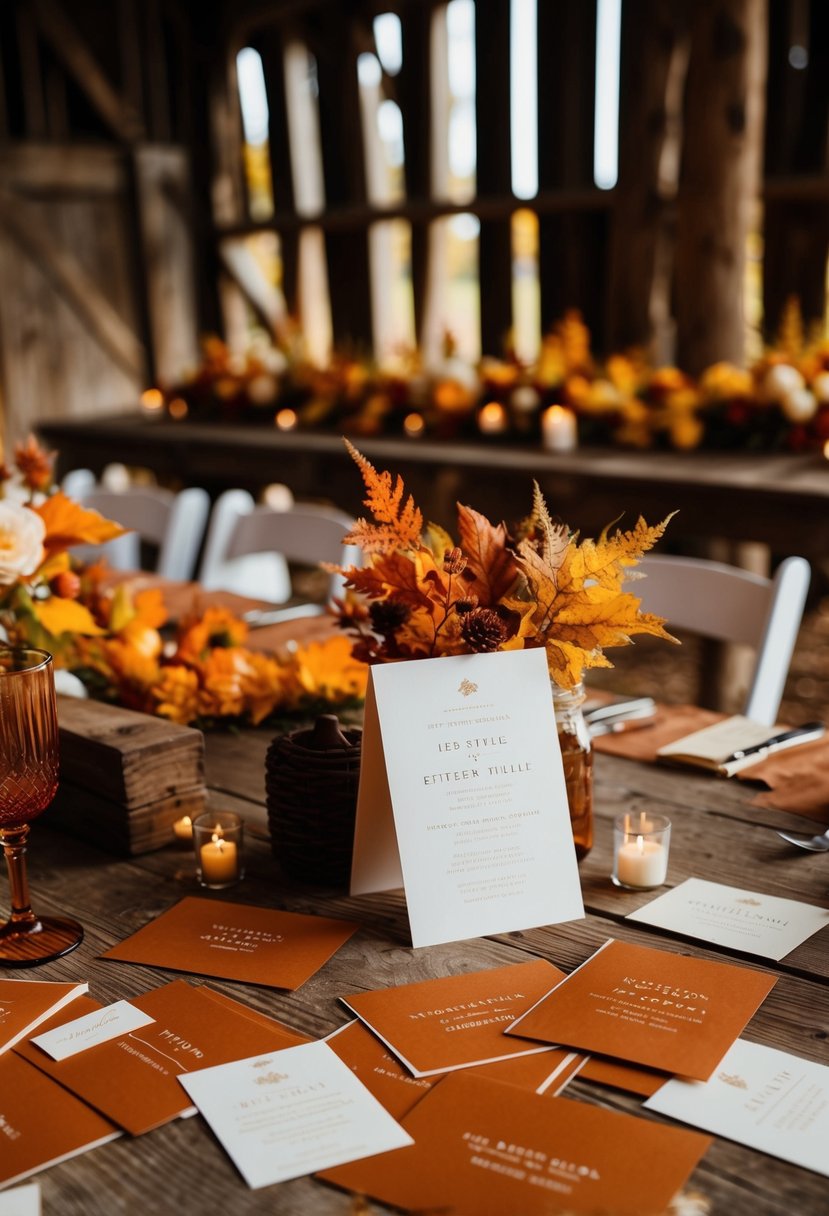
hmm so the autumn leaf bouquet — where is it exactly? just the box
[331,441,676,690]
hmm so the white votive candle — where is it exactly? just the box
[541,404,578,452]
[612,812,671,890]
[478,401,509,435]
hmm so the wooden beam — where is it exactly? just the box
[256,26,299,308]
[219,236,289,338]
[32,0,145,143]
[16,3,47,138]
[397,0,434,343]
[0,184,146,379]
[475,0,512,355]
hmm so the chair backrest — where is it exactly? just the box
[636,553,810,725]
[67,483,210,581]
[199,490,359,604]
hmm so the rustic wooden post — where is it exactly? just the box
[607,0,688,354]
[397,2,433,346]
[257,26,300,311]
[475,0,512,357]
[674,0,768,374]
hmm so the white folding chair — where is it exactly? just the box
[66,480,210,582]
[198,489,359,608]
[636,553,811,725]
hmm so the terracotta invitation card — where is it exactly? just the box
[351,649,584,947]
[320,1071,711,1215]
[0,980,88,1055]
[0,1052,120,1189]
[15,980,308,1136]
[100,896,359,989]
[325,1018,583,1118]
[646,1038,829,1176]
[579,1054,667,1097]
[627,877,829,961]
[179,1041,413,1189]
[507,939,777,1081]
[342,958,568,1076]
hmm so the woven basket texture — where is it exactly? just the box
[265,723,362,886]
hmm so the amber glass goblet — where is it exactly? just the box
[0,646,83,965]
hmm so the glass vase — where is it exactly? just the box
[552,681,594,860]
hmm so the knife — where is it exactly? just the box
[723,721,825,765]
[589,715,658,737]
[242,603,326,627]
[584,697,656,727]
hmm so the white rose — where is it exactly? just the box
[0,501,46,584]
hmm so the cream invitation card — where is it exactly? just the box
[628,878,829,961]
[351,649,584,947]
[506,938,777,1080]
[321,1071,711,1214]
[0,1183,40,1216]
[342,958,568,1076]
[31,1000,155,1062]
[179,1041,412,1188]
[646,1038,829,1176]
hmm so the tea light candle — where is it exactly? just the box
[172,815,193,842]
[200,833,239,884]
[616,835,668,888]
[541,405,578,452]
[478,401,508,435]
[403,411,425,438]
[612,812,671,890]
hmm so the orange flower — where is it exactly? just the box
[14,435,55,493]
[177,607,248,662]
[153,665,200,725]
[293,635,368,702]
[197,648,249,718]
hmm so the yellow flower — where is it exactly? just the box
[178,607,248,661]
[699,361,753,399]
[154,666,201,725]
[293,635,368,702]
[669,414,705,450]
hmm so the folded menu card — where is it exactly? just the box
[0,980,88,1055]
[0,1183,40,1216]
[506,939,777,1081]
[15,980,307,1136]
[627,878,829,961]
[179,1041,412,1189]
[100,896,358,989]
[351,649,584,947]
[657,715,823,777]
[342,958,567,1077]
[0,1053,119,1189]
[645,1038,829,1177]
[320,1071,711,1215]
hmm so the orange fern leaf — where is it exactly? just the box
[342,439,423,553]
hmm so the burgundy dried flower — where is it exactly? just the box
[454,595,479,615]
[369,598,410,635]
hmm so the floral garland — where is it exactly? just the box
[0,439,366,727]
[155,304,829,453]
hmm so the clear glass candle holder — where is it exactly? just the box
[193,811,244,889]
[612,812,671,890]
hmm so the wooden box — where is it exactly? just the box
[52,697,206,854]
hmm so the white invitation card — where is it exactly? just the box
[627,878,829,961]
[0,1183,40,1216]
[646,1038,829,1176]
[31,1000,155,1062]
[350,649,584,947]
[178,1040,413,1188]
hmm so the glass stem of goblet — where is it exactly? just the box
[0,824,38,930]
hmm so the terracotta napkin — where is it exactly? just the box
[592,703,829,824]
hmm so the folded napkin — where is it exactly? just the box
[592,702,829,825]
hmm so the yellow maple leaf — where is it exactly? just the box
[559,514,675,594]
[34,491,126,555]
[34,596,105,637]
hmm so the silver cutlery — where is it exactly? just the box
[242,603,326,627]
[775,827,829,852]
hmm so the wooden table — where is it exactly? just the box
[37,414,829,559]
[6,706,829,1215]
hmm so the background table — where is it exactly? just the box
[7,712,829,1216]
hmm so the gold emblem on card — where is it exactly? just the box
[735,898,762,906]
[458,679,478,697]
[254,1071,289,1086]
[717,1072,748,1089]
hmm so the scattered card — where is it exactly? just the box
[507,938,777,1081]
[31,1000,155,1062]
[0,979,88,1055]
[627,877,829,961]
[0,1053,119,1189]
[646,1038,829,1177]
[342,958,568,1077]
[179,1041,413,1189]
[15,980,308,1136]
[100,896,359,989]
[0,1183,40,1216]
[321,1070,711,1215]
[351,650,584,947]
[578,1054,667,1097]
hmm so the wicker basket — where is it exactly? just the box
[265,714,362,887]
